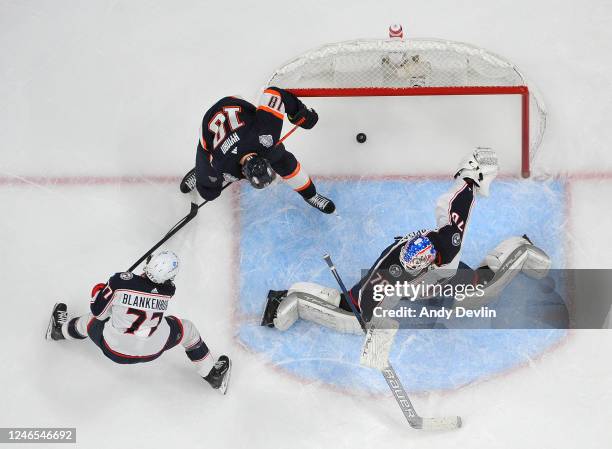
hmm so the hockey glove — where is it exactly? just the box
[91,282,107,298]
[288,104,318,129]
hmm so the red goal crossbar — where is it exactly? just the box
[288,86,531,178]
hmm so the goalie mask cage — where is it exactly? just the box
[267,38,547,178]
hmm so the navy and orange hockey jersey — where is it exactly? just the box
[194,87,315,200]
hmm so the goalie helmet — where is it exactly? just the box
[144,250,179,284]
[241,155,276,189]
[399,235,437,274]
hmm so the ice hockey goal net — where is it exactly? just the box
[267,37,546,177]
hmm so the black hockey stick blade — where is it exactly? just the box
[127,183,233,272]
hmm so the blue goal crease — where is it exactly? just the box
[236,179,567,392]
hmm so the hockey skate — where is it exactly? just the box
[305,193,335,214]
[454,148,498,196]
[179,168,197,194]
[203,355,232,395]
[260,290,288,327]
[45,302,68,340]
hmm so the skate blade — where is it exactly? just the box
[217,359,232,395]
[45,302,60,340]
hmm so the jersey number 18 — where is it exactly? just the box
[208,106,244,149]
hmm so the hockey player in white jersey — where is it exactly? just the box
[261,148,551,344]
[46,251,232,394]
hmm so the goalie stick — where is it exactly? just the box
[323,254,462,431]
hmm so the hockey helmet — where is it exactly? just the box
[241,155,276,189]
[144,250,179,283]
[399,235,437,274]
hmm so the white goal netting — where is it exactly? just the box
[267,38,547,176]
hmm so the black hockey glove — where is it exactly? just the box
[288,103,318,129]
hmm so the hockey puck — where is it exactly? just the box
[356,133,367,143]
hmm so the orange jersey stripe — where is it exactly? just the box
[264,88,281,97]
[282,162,301,180]
[295,178,312,192]
[257,105,284,120]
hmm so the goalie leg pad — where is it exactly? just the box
[483,236,551,278]
[476,236,552,300]
[287,282,341,307]
[263,282,362,334]
[296,292,363,334]
[273,293,299,331]
[270,283,360,334]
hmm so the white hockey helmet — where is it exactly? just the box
[144,250,179,283]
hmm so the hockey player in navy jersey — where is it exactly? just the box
[179,87,335,214]
[46,251,232,394]
[260,149,551,343]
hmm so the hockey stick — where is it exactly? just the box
[127,183,232,272]
[127,122,305,272]
[323,254,462,431]
[276,118,305,146]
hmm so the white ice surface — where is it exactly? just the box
[1,1,612,448]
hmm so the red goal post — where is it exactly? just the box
[266,38,546,178]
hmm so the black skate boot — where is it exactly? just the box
[45,302,68,340]
[305,193,335,214]
[180,168,197,193]
[203,355,232,395]
[260,290,288,327]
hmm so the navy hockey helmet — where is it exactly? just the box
[241,155,276,189]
